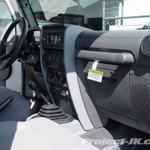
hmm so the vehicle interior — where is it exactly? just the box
[0,0,150,150]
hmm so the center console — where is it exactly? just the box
[40,25,76,117]
[42,27,70,98]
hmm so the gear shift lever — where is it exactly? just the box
[28,81,73,124]
[28,81,50,105]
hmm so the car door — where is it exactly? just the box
[0,0,13,87]
[0,0,22,93]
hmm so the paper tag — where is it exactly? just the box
[92,61,98,70]
[87,69,103,83]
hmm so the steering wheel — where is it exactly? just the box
[0,17,28,70]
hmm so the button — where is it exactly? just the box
[66,90,69,96]
[47,35,50,44]
[43,37,47,42]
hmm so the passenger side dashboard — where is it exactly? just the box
[75,29,150,134]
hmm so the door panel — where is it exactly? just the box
[0,1,14,86]
[75,29,150,134]
[0,61,11,81]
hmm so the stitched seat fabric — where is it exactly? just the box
[0,118,99,150]
[0,86,30,121]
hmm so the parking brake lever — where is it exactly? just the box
[28,81,50,105]
[0,96,14,112]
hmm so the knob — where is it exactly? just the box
[55,72,61,83]
[56,72,61,79]
[47,53,53,65]
[49,71,55,81]
[61,74,66,85]
[54,53,64,68]
[43,52,53,66]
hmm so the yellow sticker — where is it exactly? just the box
[89,69,103,75]
[88,69,103,83]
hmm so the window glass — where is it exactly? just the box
[30,0,103,29]
[0,2,12,35]
[0,2,13,39]
[30,0,150,31]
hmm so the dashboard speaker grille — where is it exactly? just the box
[142,36,150,56]
[130,74,150,124]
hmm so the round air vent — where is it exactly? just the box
[141,36,150,56]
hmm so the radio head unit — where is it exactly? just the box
[42,28,64,49]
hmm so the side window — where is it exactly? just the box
[0,2,14,40]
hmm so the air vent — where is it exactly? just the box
[141,36,150,56]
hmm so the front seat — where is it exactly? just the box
[0,86,30,121]
[0,118,99,150]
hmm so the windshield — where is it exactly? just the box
[30,0,150,31]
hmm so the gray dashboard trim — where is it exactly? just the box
[64,26,94,130]
[75,59,108,128]
[76,50,135,64]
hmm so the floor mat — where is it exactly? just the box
[80,119,150,150]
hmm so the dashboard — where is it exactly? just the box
[23,24,150,134]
